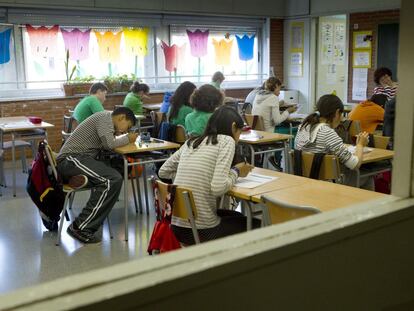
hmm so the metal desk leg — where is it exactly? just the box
[123,156,129,241]
[356,169,361,188]
[134,165,143,214]
[142,163,149,214]
[248,144,255,166]
[242,200,252,231]
[12,133,16,197]
[284,140,290,173]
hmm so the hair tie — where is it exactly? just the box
[315,111,320,116]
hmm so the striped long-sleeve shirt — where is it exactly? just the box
[57,111,129,161]
[295,123,358,169]
[158,135,238,229]
[373,84,398,100]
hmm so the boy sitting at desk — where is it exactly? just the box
[73,82,108,123]
[57,107,137,244]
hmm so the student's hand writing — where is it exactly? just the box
[356,132,369,146]
[287,105,297,113]
[128,132,139,143]
[234,162,254,177]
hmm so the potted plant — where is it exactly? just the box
[62,50,95,96]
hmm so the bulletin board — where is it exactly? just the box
[352,30,372,68]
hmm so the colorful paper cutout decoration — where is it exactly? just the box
[123,28,149,57]
[186,29,209,58]
[26,25,59,58]
[94,31,122,62]
[212,38,233,66]
[0,28,12,64]
[236,34,255,61]
[61,29,91,61]
[160,41,186,72]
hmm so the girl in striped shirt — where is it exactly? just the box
[373,67,398,100]
[295,94,372,189]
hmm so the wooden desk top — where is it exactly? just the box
[361,147,394,164]
[114,138,180,155]
[229,168,310,201]
[239,130,292,144]
[253,180,388,211]
[143,103,162,111]
[0,117,54,132]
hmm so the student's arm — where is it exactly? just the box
[270,96,289,126]
[210,137,238,196]
[97,118,129,149]
[158,146,184,180]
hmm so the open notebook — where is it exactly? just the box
[234,172,278,189]
[347,146,373,154]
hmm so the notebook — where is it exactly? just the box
[234,173,278,189]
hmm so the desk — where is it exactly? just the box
[239,130,292,172]
[115,139,180,241]
[0,117,54,196]
[143,103,162,111]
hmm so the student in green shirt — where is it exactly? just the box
[210,71,225,90]
[168,81,196,127]
[73,83,108,123]
[123,81,150,115]
[185,84,222,136]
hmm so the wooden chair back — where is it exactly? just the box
[244,114,265,131]
[150,111,166,137]
[261,195,321,225]
[290,150,342,181]
[175,125,187,144]
[373,135,390,150]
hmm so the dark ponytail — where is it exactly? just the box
[130,81,149,94]
[301,94,344,129]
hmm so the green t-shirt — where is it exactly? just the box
[185,110,212,136]
[73,95,104,123]
[123,92,143,115]
[169,105,193,126]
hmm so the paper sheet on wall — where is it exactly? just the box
[333,23,346,64]
[352,68,368,101]
[321,22,334,64]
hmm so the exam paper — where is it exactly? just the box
[234,173,278,189]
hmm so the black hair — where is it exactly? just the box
[112,106,137,126]
[301,94,344,129]
[212,71,225,82]
[374,67,393,85]
[190,84,223,113]
[187,105,244,149]
[130,81,150,94]
[264,77,282,92]
[169,81,197,121]
[89,82,108,94]
[370,94,388,108]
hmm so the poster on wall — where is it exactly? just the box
[333,23,346,64]
[321,22,334,64]
[353,50,371,68]
[289,22,304,77]
[290,64,303,77]
[352,68,368,101]
[353,31,372,49]
[291,23,304,50]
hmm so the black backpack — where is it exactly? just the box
[26,142,66,231]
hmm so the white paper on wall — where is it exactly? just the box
[352,68,368,101]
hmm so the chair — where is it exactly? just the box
[61,114,76,145]
[150,111,166,138]
[154,179,200,244]
[261,195,321,225]
[372,135,390,150]
[290,150,342,182]
[1,141,31,174]
[244,114,265,131]
[43,142,113,246]
[241,102,252,114]
[174,125,187,144]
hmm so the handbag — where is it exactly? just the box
[147,181,181,254]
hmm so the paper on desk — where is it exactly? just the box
[240,132,263,140]
[234,173,278,189]
[347,145,373,154]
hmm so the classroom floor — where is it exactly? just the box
[0,161,157,295]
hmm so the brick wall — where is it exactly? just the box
[348,10,400,102]
[270,19,284,83]
[0,88,252,160]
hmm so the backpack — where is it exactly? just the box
[158,121,177,142]
[26,141,66,231]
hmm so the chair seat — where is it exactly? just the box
[2,140,32,149]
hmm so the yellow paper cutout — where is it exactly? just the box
[212,39,233,66]
[94,31,122,62]
[123,28,149,57]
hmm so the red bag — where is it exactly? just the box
[147,182,181,254]
[374,171,392,194]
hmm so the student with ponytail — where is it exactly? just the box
[295,94,372,189]
[122,81,150,115]
[159,105,258,245]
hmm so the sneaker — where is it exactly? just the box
[268,156,283,172]
[67,175,88,190]
[67,223,101,244]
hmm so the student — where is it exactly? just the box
[295,94,371,189]
[185,84,222,136]
[123,81,150,115]
[168,81,196,127]
[159,105,256,245]
[73,83,108,123]
[57,107,137,243]
[160,91,174,114]
[373,67,398,100]
[252,77,297,133]
[348,94,387,133]
[210,71,225,90]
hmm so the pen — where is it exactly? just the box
[244,156,248,164]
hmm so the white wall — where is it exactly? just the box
[283,18,312,113]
